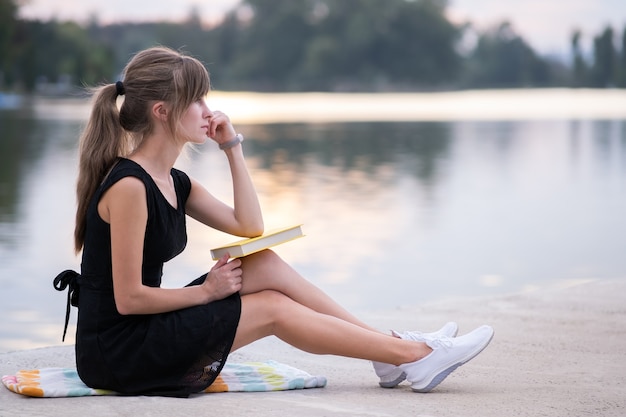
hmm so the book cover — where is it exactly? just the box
[210,224,304,260]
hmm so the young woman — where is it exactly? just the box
[54,46,493,398]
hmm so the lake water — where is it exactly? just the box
[1,91,625,353]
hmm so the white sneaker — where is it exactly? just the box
[400,324,494,393]
[373,322,459,388]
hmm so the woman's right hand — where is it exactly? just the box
[202,254,243,302]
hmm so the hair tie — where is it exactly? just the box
[115,81,125,96]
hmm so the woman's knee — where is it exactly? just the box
[241,249,282,271]
[239,250,287,292]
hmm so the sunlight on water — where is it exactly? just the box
[1,89,625,352]
[29,89,626,123]
[209,89,626,123]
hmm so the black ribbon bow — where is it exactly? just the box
[53,270,81,342]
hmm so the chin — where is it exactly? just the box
[190,136,208,145]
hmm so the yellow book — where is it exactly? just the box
[210,224,304,260]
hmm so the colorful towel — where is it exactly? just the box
[2,360,326,397]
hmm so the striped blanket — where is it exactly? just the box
[2,360,326,397]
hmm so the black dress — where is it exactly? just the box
[56,158,241,397]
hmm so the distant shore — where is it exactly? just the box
[19,88,626,124]
[2,278,625,417]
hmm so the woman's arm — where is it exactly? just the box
[185,145,264,237]
[186,111,264,237]
[103,177,242,315]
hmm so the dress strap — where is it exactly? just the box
[52,270,81,342]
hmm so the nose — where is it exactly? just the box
[202,102,213,118]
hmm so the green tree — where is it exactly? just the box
[228,0,317,90]
[591,26,616,87]
[10,20,115,92]
[223,0,462,90]
[571,29,588,87]
[312,0,461,89]
[618,26,626,88]
[0,0,18,89]
[465,22,550,88]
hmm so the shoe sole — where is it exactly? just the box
[411,328,495,393]
[379,324,460,389]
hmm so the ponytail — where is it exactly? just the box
[74,84,130,253]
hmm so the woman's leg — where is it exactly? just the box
[231,289,431,365]
[238,250,381,333]
[231,285,495,393]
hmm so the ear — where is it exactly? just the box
[151,101,169,122]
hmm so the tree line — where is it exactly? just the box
[1,0,625,93]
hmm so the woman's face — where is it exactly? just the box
[178,98,211,144]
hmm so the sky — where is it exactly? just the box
[17,0,626,57]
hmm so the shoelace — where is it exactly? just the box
[424,335,454,350]
[394,330,454,350]
[394,330,427,341]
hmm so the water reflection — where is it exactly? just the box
[0,110,40,227]
[245,122,451,183]
[1,98,626,353]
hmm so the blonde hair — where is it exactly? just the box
[74,46,210,253]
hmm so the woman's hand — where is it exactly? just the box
[206,110,237,146]
[202,253,243,302]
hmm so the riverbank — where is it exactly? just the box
[1,278,624,416]
[23,88,626,124]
